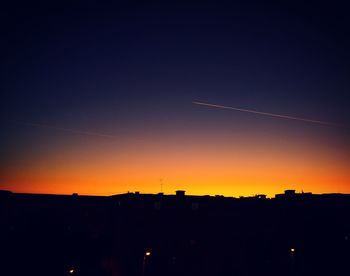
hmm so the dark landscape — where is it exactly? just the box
[2,190,350,276]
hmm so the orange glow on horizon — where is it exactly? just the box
[1,130,349,197]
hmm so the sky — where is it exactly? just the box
[1,0,349,197]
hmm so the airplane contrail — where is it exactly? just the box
[12,121,116,138]
[193,101,342,127]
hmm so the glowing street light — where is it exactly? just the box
[289,248,296,273]
[143,250,152,275]
[68,268,75,274]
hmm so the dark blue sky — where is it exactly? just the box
[3,0,350,122]
[1,0,349,195]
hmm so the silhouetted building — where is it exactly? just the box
[1,189,350,276]
[275,190,314,200]
[175,190,186,197]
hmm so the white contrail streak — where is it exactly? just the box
[193,101,342,127]
[12,121,116,138]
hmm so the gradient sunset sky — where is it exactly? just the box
[1,0,349,197]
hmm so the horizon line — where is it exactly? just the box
[2,189,349,198]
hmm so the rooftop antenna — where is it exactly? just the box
[160,178,164,193]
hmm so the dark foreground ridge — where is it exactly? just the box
[1,189,350,276]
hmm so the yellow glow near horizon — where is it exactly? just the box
[1,130,349,197]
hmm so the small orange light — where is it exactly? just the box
[69,268,75,274]
[290,248,295,253]
[145,251,151,256]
